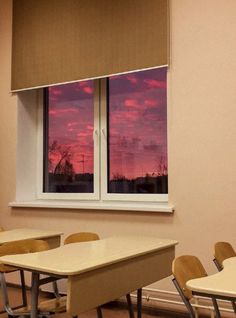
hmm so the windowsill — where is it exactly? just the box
[9,200,174,213]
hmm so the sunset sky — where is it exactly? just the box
[47,67,167,180]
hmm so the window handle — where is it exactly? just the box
[102,128,106,139]
[93,129,98,142]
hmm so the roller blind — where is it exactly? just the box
[12,0,169,91]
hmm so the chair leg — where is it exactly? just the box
[126,294,135,318]
[0,272,11,314]
[172,278,195,318]
[96,307,103,318]
[213,259,223,272]
[52,280,60,299]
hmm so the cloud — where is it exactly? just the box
[49,107,79,116]
[144,79,166,89]
[143,143,162,152]
[49,87,63,96]
[75,81,94,94]
[124,99,139,108]
[109,75,122,81]
[67,122,78,128]
[123,110,140,121]
[126,74,138,84]
[86,125,94,131]
[144,99,159,108]
[77,132,89,137]
[83,86,93,94]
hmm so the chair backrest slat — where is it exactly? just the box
[0,239,49,272]
[214,242,236,269]
[64,232,99,245]
[172,255,207,300]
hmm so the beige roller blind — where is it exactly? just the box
[12,0,169,91]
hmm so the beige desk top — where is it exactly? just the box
[187,256,236,298]
[0,228,63,244]
[0,236,178,276]
[222,257,236,268]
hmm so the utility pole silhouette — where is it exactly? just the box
[78,154,85,174]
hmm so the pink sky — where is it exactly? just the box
[47,67,167,180]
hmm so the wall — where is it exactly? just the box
[0,0,236,294]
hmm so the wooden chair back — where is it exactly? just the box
[0,239,50,272]
[172,255,207,300]
[214,242,236,269]
[64,232,100,245]
[2,239,50,253]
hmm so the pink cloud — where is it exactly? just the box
[126,75,138,84]
[49,107,79,116]
[77,132,89,137]
[67,122,78,128]
[124,99,139,108]
[75,81,94,94]
[49,87,63,96]
[144,79,166,89]
[83,86,93,94]
[144,99,160,108]
[109,75,122,81]
[86,125,94,131]
[124,110,140,121]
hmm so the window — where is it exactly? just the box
[42,67,168,203]
[11,67,172,212]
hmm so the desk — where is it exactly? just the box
[187,257,236,317]
[0,228,63,248]
[187,257,236,299]
[0,235,178,318]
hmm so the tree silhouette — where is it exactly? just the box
[48,140,75,179]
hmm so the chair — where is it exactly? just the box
[64,232,100,244]
[213,241,236,271]
[0,239,66,317]
[172,255,221,318]
[64,232,134,318]
[213,242,236,313]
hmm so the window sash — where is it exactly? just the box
[100,79,168,202]
[37,82,100,201]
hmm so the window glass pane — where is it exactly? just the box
[108,68,168,194]
[44,81,94,193]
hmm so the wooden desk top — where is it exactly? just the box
[0,236,178,276]
[0,228,63,244]
[187,256,236,298]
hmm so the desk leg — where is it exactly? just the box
[126,294,135,318]
[31,272,40,318]
[212,298,221,318]
[137,288,142,318]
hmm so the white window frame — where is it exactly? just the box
[10,68,173,213]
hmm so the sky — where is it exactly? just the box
[47,67,167,180]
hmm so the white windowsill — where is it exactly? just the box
[9,200,174,213]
